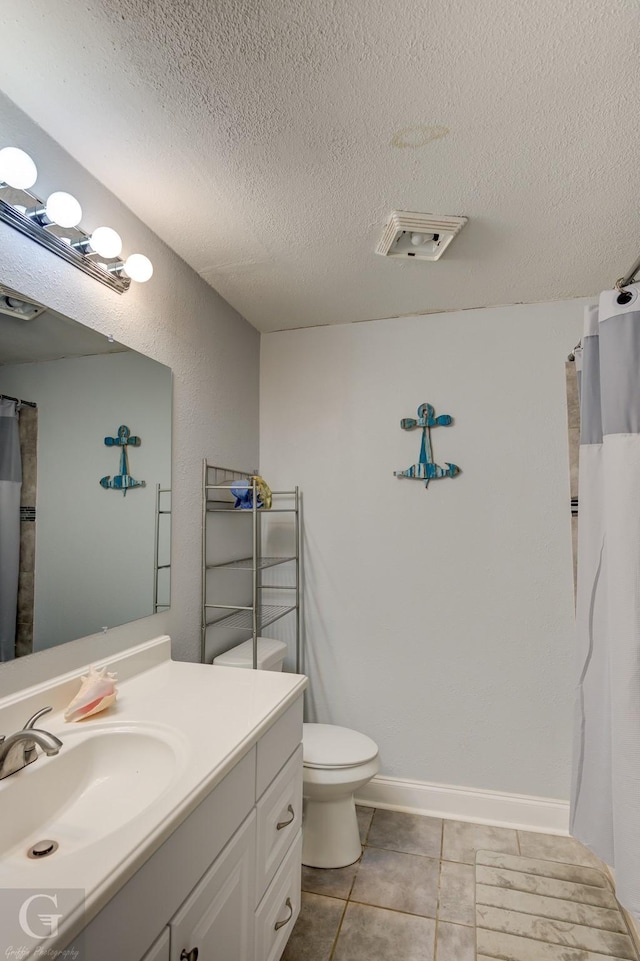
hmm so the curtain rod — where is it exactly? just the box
[0,393,37,409]
[617,252,640,291]
[568,257,640,360]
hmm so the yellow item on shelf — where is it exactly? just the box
[250,475,272,509]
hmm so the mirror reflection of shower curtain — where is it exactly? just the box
[0,398,22,661]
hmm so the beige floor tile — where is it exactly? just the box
[333,902,435,961]
[477,904,635,957]
[477,927,634,961]
[281,892,346,961]
[436,921,476,961]
[517,831,607,871]
[476,882,626,932]
[367,808,442,858]
[438,860,475,926]
[351,846,440,917]
[442,819,518,863]
[302,860,360,899]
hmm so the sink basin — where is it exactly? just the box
[0,723,187,860]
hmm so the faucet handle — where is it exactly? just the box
[23,707,53,730]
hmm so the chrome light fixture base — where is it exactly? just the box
[0,198,130,294]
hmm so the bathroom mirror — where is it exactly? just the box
[0,286,172,660]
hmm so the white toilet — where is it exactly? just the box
[213,638,380,869]
[301,722,379,868]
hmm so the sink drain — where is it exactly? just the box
[27,840,59,859]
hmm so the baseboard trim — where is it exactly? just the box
[355,774,570,835]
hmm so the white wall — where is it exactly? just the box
[260,300,585,800]
[0,91,260,695]
[1,351,171,649]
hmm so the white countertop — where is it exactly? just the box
[0,636,307,956]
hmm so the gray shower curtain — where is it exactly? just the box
[0,398,22,661]
[570,286,640,920]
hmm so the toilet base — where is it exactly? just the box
[302,794,362,869]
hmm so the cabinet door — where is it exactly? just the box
[141,928,170,961]
[170,812,256,961]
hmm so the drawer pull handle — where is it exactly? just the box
[274,897,294,931]
[180,950,198,961]
[276,804,295,830]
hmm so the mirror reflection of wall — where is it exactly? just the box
[0,287,172,660]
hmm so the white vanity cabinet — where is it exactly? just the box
[69,695,303,961]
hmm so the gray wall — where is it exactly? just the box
[261,301,584,800]
[0,91,260,695]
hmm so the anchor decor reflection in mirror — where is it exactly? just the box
[394,403,460,488]
[100,425,146,495]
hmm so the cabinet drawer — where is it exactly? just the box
[256,697,303,798]
[170,812,256,961]
[255,830,302,961]
[140,928,170,961]
[256,744,303,901]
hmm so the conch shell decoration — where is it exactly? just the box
[64,666,118,722]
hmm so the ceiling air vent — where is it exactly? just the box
[376,211,467,261]
[0,285,46,321]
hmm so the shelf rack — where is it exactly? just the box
[201,461,301,671]
[153,483,171,613]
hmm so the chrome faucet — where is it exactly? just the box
[0,707,63,780]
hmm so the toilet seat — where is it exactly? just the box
[303,723,378,769]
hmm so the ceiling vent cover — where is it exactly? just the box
[0,285,46,321]
[376,211,467,261]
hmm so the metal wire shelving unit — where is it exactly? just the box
[153,483,171,613]
[201,461,301,671]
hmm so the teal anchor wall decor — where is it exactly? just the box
[100,425,146,495]
[394,403,460,488]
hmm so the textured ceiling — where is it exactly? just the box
[1,0,639,332]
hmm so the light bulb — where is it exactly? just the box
[90,226,122,258]
[123,253,153,283]
[0,147,37,189]
[410,232,435,246]
[45,191,82,228]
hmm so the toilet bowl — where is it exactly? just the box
[213,639,380,869]
[302,723,379,869]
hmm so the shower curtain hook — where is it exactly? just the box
[568,340,582,362]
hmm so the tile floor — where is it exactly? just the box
[282,806,633,961]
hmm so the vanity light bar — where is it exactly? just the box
[0,146,154,294]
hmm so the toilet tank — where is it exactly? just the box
[212,637,287,671]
